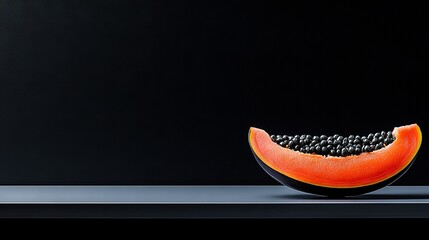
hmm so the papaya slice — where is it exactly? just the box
[248,123,422,197]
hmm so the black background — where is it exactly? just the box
[0,0,427,185]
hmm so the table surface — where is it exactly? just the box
[1,185,429,218]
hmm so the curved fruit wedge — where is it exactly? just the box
[248,124,422,197]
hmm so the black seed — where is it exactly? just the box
[310,140,317,146]
[374,132,381,138]
[299,139,305,146]
[364,145,371,152]
[385,137,395,144]
[337,136,344,142]
[294,145,300,150]
[336,149,341,155]
[348,146,355,154]
[321,146,328,154]
[309,146,315,153]
[355,147,362,155]
[341,148,348,156]
[313,136,320,141]
[280,141,286,147]
[326,144,333,150]
[315,146,321,153]
[330,149,336,156]
[368,133,374,139]
[333,139,340,145]
[320,135,328,140]
[348,135,355,140]
[353,139,361,144]
[376,143,383,150]
[320,140,327,146]
[342,139,348,145]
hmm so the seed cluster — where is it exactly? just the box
[271,131,395,157]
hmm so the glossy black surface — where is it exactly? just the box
[1,185,429,218]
